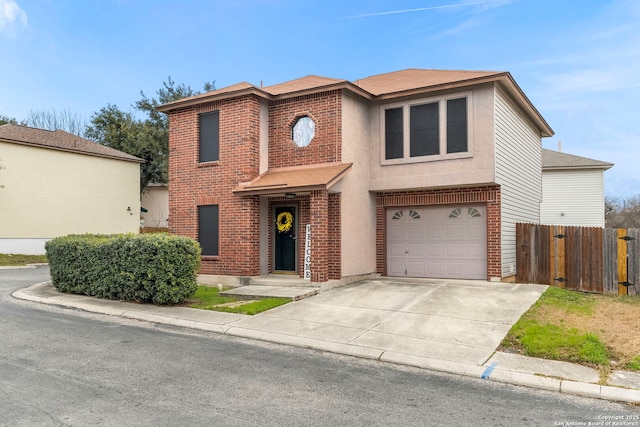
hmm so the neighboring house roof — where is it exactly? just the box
[233,162,353,196]
[542,148,613,171]
[156,68,553,137]
[0,124,144,163]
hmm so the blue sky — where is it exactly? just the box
[1,0,638,197]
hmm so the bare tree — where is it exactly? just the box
[24,108,87,136]
[606,195,640,228]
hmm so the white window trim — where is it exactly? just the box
[380,92,474,165]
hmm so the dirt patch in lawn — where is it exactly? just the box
[534,299,640,366]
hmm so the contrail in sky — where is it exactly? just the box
[342,2,487,19]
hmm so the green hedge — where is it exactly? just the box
[45,233,201,304]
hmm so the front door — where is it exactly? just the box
[274,205,297,273]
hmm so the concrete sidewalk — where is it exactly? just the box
[12,278,640,404]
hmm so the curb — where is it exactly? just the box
[10,283,640,404]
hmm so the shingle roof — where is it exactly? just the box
[156,68,553,136]
[0,124,143,163]
[353,68,504,96]
[263,75,348,95]
[233,162,353,195]
[542,148,613,170]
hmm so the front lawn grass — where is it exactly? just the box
[0,254,48,266]
[186,285,289,315]
[501,286,640,375]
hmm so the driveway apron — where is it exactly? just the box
[229,278,545,366]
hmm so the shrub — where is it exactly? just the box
[45,233,201,304]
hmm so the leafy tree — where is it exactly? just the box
[0,115,19,125]
[86,77,215,194]
[24,108,87,136]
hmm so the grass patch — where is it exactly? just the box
[212,298,290,315]
[0,254,48,266]
[186,286,290,315]
[624,356,640,372]
[502,286,640,371]
[187,285,237,309]
[505,318,610,365]
[534,286,596,315]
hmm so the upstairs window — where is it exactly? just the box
[199,111,219,162]
[385,108,403,159]
[447,98,468,154]
[382,95,470,163]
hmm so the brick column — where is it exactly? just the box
[310,189,329,282]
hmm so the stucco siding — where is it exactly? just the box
[335,90,377,277]
[494,85,543,277]
[0,141,140,253]
[141,185,169,228]
[541,170,605,227]
[368,84,496,191]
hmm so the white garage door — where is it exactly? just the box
[387,205,487,280]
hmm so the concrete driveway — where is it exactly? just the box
[229,278,545,366]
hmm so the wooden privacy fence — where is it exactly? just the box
[516,223,640,295]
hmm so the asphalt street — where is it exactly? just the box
[1,266,639,426]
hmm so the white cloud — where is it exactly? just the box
[0,0,27,35]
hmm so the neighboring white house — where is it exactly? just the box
[141,183,169,228]
[540,148,613,227]
[0,124,143,254]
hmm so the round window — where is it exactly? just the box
[292,116,315,147]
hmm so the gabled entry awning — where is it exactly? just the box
[233,163,353,196]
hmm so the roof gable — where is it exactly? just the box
[542,148,613,170]
[0,124,143,163]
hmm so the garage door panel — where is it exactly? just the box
[446,225,465,239]
[388,260,406,276]
[465,243,486,258]
[406,262,426,276]
[426,243,444,257]
[465,262,487,277]
[445,243,464,258]
[389,243,406,257]
[425,261,445,276]
[406,244,424,257]
[445,262,466,277]
[387,204,487,280]
[406,225,425,240]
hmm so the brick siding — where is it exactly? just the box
[268,91,342,168]
[168,95,262,276]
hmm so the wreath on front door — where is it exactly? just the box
[276,211,294,233]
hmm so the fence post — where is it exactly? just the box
[552,225,566,289]
[618,228,628,295]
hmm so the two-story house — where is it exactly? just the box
[157,69,553,284]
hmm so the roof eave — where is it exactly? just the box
[269,82,373,101]
[0,138,145,163]
[500,74,554,138]
[157,87,272,112]
[543,164,613,171]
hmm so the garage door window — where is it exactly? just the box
[450,207,482,219]
[392,209,422,220]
